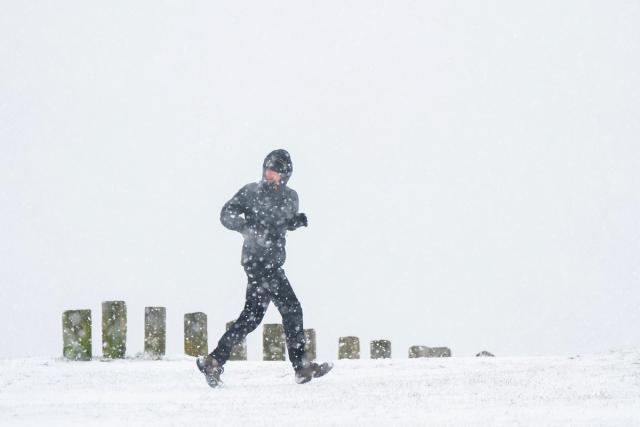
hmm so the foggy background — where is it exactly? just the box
[1,1,638,360]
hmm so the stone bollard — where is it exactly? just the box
[338,336,360,359]
[184,312,208,357]
[226,321,248,361]
[304,329,317,362]
[144,307,166,358]
[62,309,92,361]
[370,339,392,359]
[431,347,452,357]
[102,301,127,359]
[408,345,430,358]
[263,323,286,361]
[408,346,452,358]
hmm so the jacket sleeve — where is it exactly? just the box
[220,185,250,233]
[286,190,301,231]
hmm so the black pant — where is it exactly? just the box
[210,262,306,369]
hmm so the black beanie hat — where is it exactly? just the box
[263,149,293,184]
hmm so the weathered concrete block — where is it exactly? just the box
[184,312,208,357]
[263,323,286,361]
[304,329,316,362]
[338,336,360,359]
[144,307,166,358]
[408,345,452,358]
[102,301,127,359]
[408,345,430,358]
[431,347,452,357]
[370,339,392,359]
[226,320,248,361]
[476,350,495,357]
[62,309,92,361]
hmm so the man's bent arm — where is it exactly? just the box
[220,185,249,232]
[286,190,305,231]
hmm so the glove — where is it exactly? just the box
[287,213,308,230]
[240,222,259,238]
[240,222,274,247]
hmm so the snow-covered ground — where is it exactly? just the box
[1,350,639,426]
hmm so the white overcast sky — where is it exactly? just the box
[1,1,639,360]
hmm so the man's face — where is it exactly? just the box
[264,168,282,183]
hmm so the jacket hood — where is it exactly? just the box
[262,149,293,185]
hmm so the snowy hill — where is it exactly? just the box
[2,350,639,426]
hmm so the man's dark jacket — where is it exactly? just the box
[220,149,304,268]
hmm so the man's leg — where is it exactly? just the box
[269,267,306,370]
[210,269,270,366]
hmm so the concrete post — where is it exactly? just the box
[263,323,285,361]
[370,339,392,359]
[431,347,452,357]
[338,336,360,359]
[408,345,430,358]
[304,328,316,362]
[62,309,92,361]
[144,307,166,358]
[226,320,248,361]
[184,312,207,357]
[102,301,127,359]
